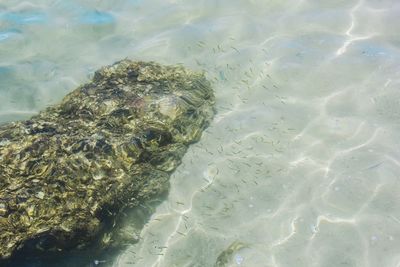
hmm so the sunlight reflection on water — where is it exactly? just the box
[1,0,400,266]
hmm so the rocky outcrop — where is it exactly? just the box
[0,60,215,260]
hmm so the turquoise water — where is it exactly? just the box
[1,0,400,266]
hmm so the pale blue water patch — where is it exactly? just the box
[0,28,22,41]
[79,11,115,25]
[357,42,393,58]
[0,11,48,25]
[47,1,116,27]
[0,65,13,76]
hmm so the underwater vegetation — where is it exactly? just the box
[0,60,215,262]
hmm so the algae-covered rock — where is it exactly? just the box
[214,241,247,267]
[0,60,215,260]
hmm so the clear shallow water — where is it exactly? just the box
[1,0,400,266]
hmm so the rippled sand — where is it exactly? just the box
[1,0,400,266]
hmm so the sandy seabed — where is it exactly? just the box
[1,0,400,266]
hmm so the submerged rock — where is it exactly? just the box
[0,60,215,260]
[214,241,247,267]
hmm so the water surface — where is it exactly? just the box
[1,0,400,266]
